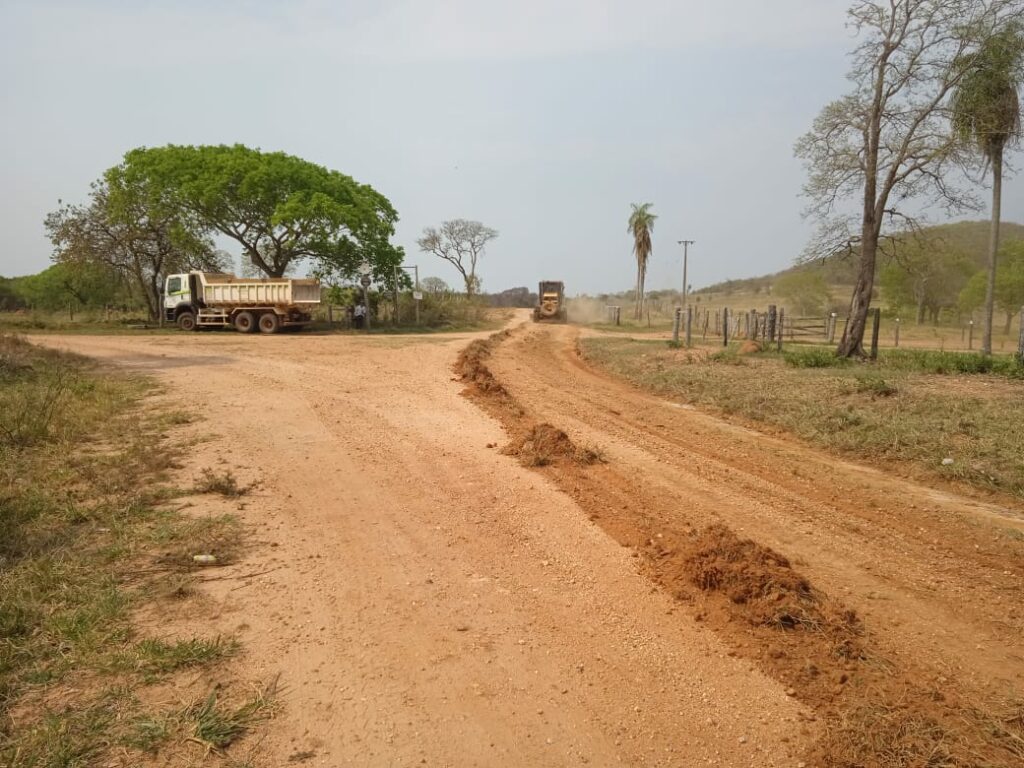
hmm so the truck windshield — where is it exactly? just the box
[167,277,182,294]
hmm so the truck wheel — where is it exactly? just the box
[234,311,256,333]
[177,312,197,332]
[258,312,281,334]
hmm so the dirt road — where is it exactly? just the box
[37,317,1024,766]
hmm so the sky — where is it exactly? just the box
[1,0,1022,295]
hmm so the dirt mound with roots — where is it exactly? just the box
[503,423,604,467]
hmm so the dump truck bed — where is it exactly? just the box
[198,273,321,307]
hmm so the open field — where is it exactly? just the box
[13,313,1024,766]
[580,338,1024,498]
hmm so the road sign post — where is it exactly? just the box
[360,274,372,331]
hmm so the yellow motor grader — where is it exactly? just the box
[532,281,567,323]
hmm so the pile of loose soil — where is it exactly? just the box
[503,423,604,467]
[455,333,511,398]
[685,524,843,631]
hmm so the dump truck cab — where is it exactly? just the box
[533,281,567,322]
[164,273,202,324]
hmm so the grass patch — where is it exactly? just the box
[194,467,252,497]
[0,334,258,765]
[188,681,277,751]
[129,636,240,676]
[581,337,1024,497]
[783,345,1024,377]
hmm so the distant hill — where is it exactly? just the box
[693,220,1024,294]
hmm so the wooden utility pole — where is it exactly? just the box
[677,240,695,307]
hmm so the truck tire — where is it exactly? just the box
[258,312,281,334]
[234,311,256,333]
[177,311,197,332]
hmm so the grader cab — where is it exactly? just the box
[533,281,567,323]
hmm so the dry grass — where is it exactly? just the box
[194,467,253,497]
[581,337,1024,497]
[0,334,260,766]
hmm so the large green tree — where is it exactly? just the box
[121,144,402,280]
[951,22,1024,354]
[796,0,1020,358]
[628,203,656,320]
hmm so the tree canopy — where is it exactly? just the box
[120,144,403,280]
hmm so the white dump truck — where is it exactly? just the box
[164,271,321,333]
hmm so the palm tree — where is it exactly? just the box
[628,203,657,320]
[952,23,1024,355]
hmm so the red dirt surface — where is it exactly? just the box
[32,314,1024,767]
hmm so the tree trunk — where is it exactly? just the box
[837,227,878,357]
[634,268,641,320]
[1005,310,1014,335]
[982,148,1002,356]
[916,299,925,325]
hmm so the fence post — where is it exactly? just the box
[702,310,709,341]
[723,307,729,346]
[672,307,681,346]
[686,306,693,347]
[968,320,974,350]
[767,305,777,343]
[777,308,784,351]
[870,307,881,360]
[826,312,836,343]
[894,317,900,348]
[1017,306,1024,363]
